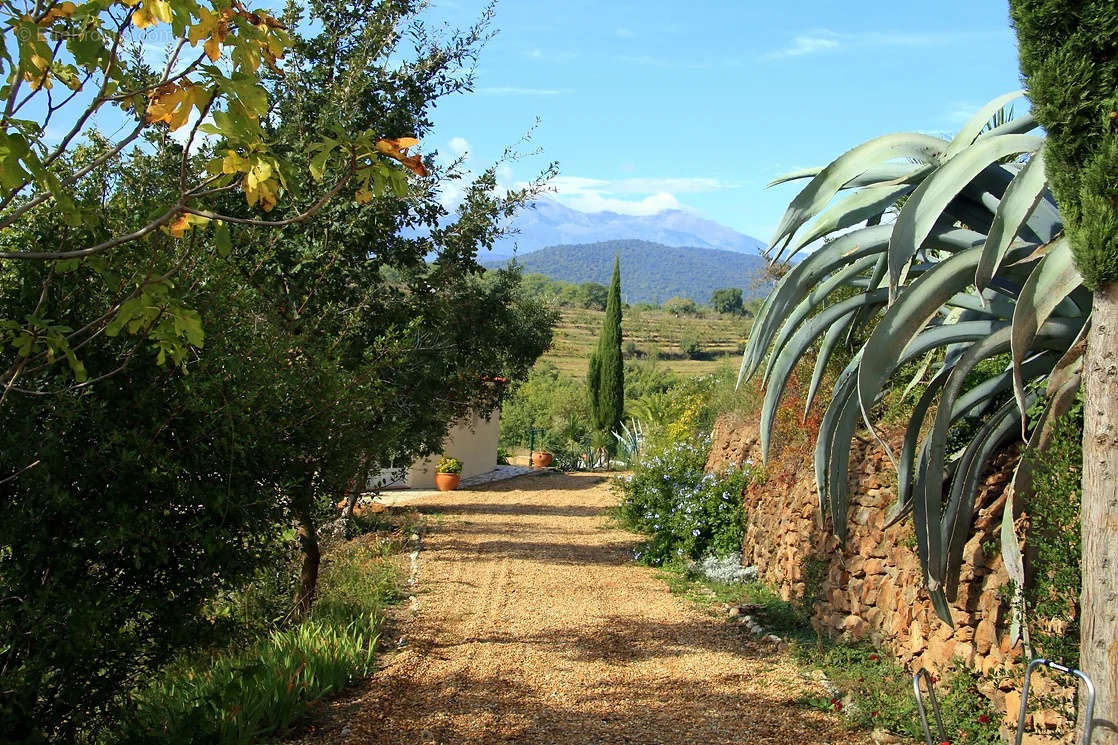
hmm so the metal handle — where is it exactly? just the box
[914,668,947,745]
[1015,658,1096,745]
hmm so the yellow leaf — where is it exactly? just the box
[165,212,209,238]
[222,151,250,174]
[145,81,204,131]
[354,185,372,205]
[38,2,77,25]
[203,34,221,62]
[374,137,428,177]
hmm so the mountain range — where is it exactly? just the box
[484,199,766,259]
[486,239,771,305]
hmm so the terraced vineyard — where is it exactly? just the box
[541,306,752,379]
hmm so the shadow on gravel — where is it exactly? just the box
[444,614,768,664]
[295,662,842,745]
[420,502,608,518]
[431,538,636,567]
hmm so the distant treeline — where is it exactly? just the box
[483,239,770,305]
[512,272,759,317]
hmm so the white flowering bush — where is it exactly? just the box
[615,436,752,566]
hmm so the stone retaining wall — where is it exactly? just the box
[704,413,1074,732]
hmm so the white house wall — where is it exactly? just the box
[405,409,500,489]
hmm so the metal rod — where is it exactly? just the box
[914,668,947,745]
[1015,658,1096,745]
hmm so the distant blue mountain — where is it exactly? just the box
[485,239,771,305]
[483,199,766,259]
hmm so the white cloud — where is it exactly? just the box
[476,86,566,96]
[762,27,1011,61]
[523,48,578,63]
[762,33,841,60]
[550,175,739,216]
[563,192,681,216]
[616,27,635,38]
[448,137,471,157]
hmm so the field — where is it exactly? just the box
[540,306,752,379]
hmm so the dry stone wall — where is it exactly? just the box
[705,413,1066,729]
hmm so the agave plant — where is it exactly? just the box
[742,92,1089,626]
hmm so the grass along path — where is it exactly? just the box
[286,471,867,745]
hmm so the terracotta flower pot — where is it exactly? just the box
[434,472,461,491]
[531,451,553,468]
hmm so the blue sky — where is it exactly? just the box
[420,0,1025,243]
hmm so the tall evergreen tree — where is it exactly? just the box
[1009,1,1118,739]
[588,257,624,438]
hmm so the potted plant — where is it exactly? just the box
[434,456,463,491]
[530,438,554,469]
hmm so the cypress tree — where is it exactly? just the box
[588,257,624,437]
[1010,1,1118,739]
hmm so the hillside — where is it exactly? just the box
[487,199,766,258]
[541,306,750,379]
[488,239,770,305]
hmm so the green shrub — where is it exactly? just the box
[679,333,703,359]
[615,437,752,565]
[1023,399,1083,665]
[122,541,398,744]
[795,644,1001,745]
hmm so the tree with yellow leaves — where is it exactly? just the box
[0,0,427,402]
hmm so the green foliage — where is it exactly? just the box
[615,437,752,565]
[489,240,769,305]
[0,2,557,740]
[499,363,591,449]
[663,296,700,316]
[679,332,703,359]
[436,456,463,474]
[794,646,1001,745]
[122,540,398,744]
[710,287,745,314]
[1011,0,1118,287]
[588,258,624,437]
[1023,401,1083,665]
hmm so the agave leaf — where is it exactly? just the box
[760,289,889,461]
[1001,486,1027,646]
[888,135,1044,296]
[815,354,861,520]
[1045,317,1089,399]
[945,90,1027,159]
[1011,237,1083,420]
[789,183,914,253]
[826,381,862,540]
[918,325,1015,591]
[767,167,822,188]
[839,319,1008,532]
[887,368,951,527]
[762,255,880,386]
[919,318,1081,590]
[769,133,947,257]
[741,224,893,385]
[768,163,927,190]
[975,112,1039,140]
[941,396,1031,602]
[977,149,1049,291]
[805,314,855,420]
[858,245,1032,462]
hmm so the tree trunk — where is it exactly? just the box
[1081,283,1118,743]
[293,474,320,616]
[341,454,370,520]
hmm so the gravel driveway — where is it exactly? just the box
[292,471,867,745]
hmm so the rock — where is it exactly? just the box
[837,614,865,639]
[975,619,997,655]
[871,728,903,745]
[727,606,742,618]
